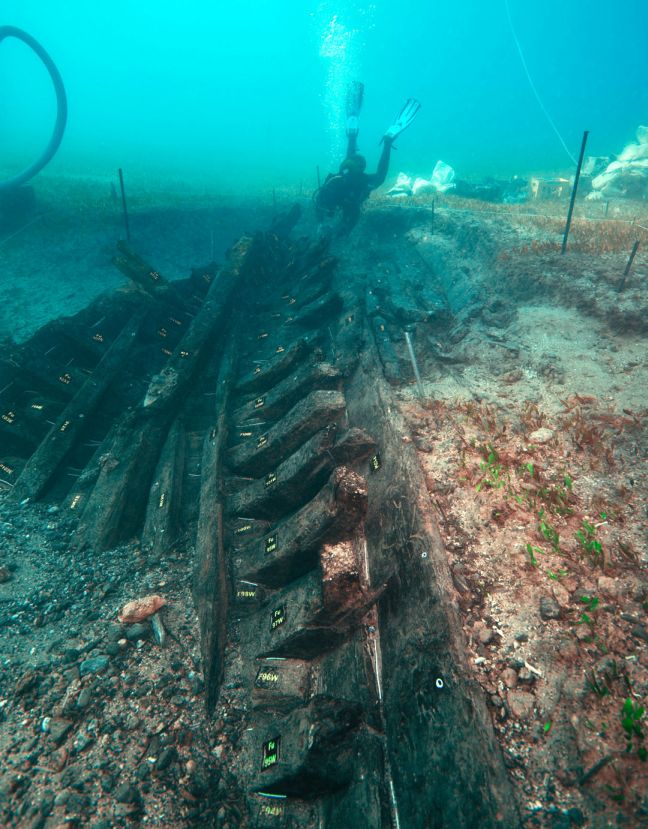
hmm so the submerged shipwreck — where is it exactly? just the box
[1,195,646,829]
[1,204,520,827]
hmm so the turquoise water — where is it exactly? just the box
[2,0,648,190]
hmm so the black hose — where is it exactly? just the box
[0,26,68,191]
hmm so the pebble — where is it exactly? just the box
[79,655,109,677]
[597,576,619,599]
[507,690,535,719]
[478,628,494,646]
[501,668,518,689]
[0,565,11,583]
[125,623,148,642]
[517,666,536,685]
[48,718,73,745]
[156,746,178,771]
[514,631,529,642]
[114,782,140,804]
[539,597,562,621]
[528,427,554,444]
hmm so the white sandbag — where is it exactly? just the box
[430,160,456,192]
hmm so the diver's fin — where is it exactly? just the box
[383,98,421,142]
[345,81,364,137]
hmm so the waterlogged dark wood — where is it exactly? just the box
[143,235,255,412]
[250,659,312,712]
[245,696,364,795]
[193,335,238,713]
[289,291,343,328]
[12,310,147,503]
[227,426,338,520]
[344,343,521,829]
[113,242,187,307]
[234,336,316,396]
[232,362,341,424]
[233,467,367,588]
[227,389,346,477]
[371,315,402,385]
[75,411,167,550]
[141,418,185,554]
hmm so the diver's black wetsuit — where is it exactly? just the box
[315,133,393,234]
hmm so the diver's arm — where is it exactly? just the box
[367,136,393,189]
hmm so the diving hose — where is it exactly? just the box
[0,26,68,191]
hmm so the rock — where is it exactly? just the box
[118,594,166,624]
[528,427,554,444]
[478,628,494,646]
[156,746,178,771]
[114,783,140,804]
[105,642,120,657]
[125,623,148,642]
[597,576,619,599]
[631,624,648,644]
[507,690,535,720]
[539,597,561,621]
[151,612,167,646]
[518,666,536,685]
[551,583,571,608]
[501,668,518,689]
[48,718,72,745]
[79,655,109,677]
[514,631,529,642]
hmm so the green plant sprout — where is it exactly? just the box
[538,509,561,552]
[547,569,569,581]
[526,543,544,567]
[475,444,506,492]
[586,669,609,698]
[620,698,646,761]
[578,595,599,626]
[576,519,604,565]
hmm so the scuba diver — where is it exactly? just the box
[315,82,420,235]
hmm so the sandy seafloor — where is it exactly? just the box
[0,173,647,827]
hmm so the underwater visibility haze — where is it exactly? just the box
[1,3,647,829]
[2,0,648,189]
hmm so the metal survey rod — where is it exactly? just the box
[617,240,640,292]
[404,330,425,400]
[118,167,131,242]
[561,130,589,254]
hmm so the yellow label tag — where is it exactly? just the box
[158,328,168,338]
[258,332,269,340]
[169,317,182,326]
[59,373,72,385]
[235,523,252,535]
[254,397,265,409]
[0,462,14,475]
[275,345,284,353]
[264,472,277,488]
[31,403,44,411]
[59,420,71,432]
[1,411,16,424]
[265,534,277,554]
[254,365,262,374]
[70,494,82,510]
[180,350,189,358]
[158,492,166,509]
[257,434,267,447]
[92,332,104,342]
[161,347,172,356]
[149,270,160,282]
